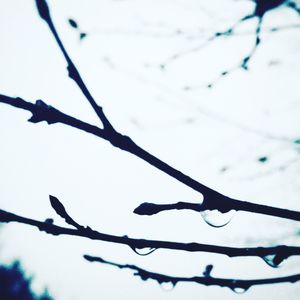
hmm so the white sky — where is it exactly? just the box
[0,0,300,299]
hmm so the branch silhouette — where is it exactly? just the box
[0,196,299,264]
[161,0,300,89]
[0,1,299,294]
[83,254,300,293]
[35,0,114,131]
[31,0,300,222]
[1,94,300,222]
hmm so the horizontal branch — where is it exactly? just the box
[133,201,300,223]
[1,94,299,222]
[0,196,299,265]
[84,254,300,293]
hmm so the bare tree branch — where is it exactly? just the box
[28,0,300,222]
[0,2,299,294]
[83,254,300,293]
[133,198,300,222]
[0,196,299,263]
[35,0,114,131]
[1,93,300,222]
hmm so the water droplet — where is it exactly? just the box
[231,286,248,294]
[160,281,176,291]
[132,247,157,256]
[200,209,236,228]
[261,254,286,268]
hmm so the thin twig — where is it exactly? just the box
[35,0,114,131]
[159,14,255,69]
[161,0,299,88]
[182,22,300,89]
[205,15,263,89]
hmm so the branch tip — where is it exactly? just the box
[35,0,50,21]
[49,195,83,229]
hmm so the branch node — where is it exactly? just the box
[28,100,59,124]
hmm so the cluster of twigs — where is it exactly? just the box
[160,0,300,89]
[0,0,299,293]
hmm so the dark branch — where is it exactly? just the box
[0,0,299,227]
[31,0,300,221]
[1,93,300,222]
[0,94,107,139]
[0,197,300,263]
[83,254,300,293]
[35,0,114,131]
[133,200,300,223]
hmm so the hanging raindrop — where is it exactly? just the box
[261,254,286,268]
[132,247,157,256]
[160,281,176,291]
[200,209,236,228]
[231,286,249,294]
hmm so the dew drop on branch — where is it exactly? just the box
[132,247,157,256]
[160,281,176,291]
[200,209,236,228]
[261,254,285,268]
[231,286,249,294]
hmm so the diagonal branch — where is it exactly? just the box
[0,196,299,264]
[1,93,300,222]
[83,254,300,293]
[35,0,114,131]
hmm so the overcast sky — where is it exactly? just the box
[0,0,300,299]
